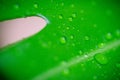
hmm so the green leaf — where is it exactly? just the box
[0,0,120,80]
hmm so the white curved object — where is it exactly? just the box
[0,16,47,48]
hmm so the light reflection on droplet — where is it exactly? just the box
[60,37,66,44]
[62,69,69,76]
[34,3,38,8]
[94,54,108,65]
[72,13,76,18]
[71,4,75,8]
[72,43,75,46]
[98,43,105,48]
[85,36,89,40]
[84,54,88,58]
[79,50,83,55]
[70,35,74,39]
[106,33,112,39]
[58,14,63,19]
[66,27,70,30]
[61,61,67,66]
[61,2,64,6]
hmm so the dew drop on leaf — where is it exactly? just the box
[60,37,66,44]
[61,61,67,66]
[62,69,69,76]
[84,36,89,40]
[79,50,83,55]
[72,13,76,18]
[66,27,70,30]
[33,3,38,8]
[94,54,108,65]
[98,43,105,48]
[106,33,112,39]
[70,4,75,8]
[58,14,63,19]
[70,35,74,39]
[84,54,88,58]
[72,43,75,46]
[61,2,64,6]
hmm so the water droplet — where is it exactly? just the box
[70,35,74,39]
[97,64,102,69]
[60,37,66,44]
[76,55,80,58]
[90,49,94,51]
[84,36,89,40]
[58,14,63,19]
[13,4,20,10]
[34,3,38,8]
[37,14,50,24]
[58,26,61,29]
[62,69,69,75]
[84,54,88,58]
[72,27,75,30]
[94,54,108,65]
[61,2,64,6]
[77,29,80,32]
[98,43,105,48]
[72,13,76,18]
[79,50,83,55]
[61,61,67,66]
[68,17,73,22]
[71,4,75,8]
[66,27,70,30]
[72,43,75,46]
[106,33,112,39]
[80,63,84,67]
[91,60,95,64]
